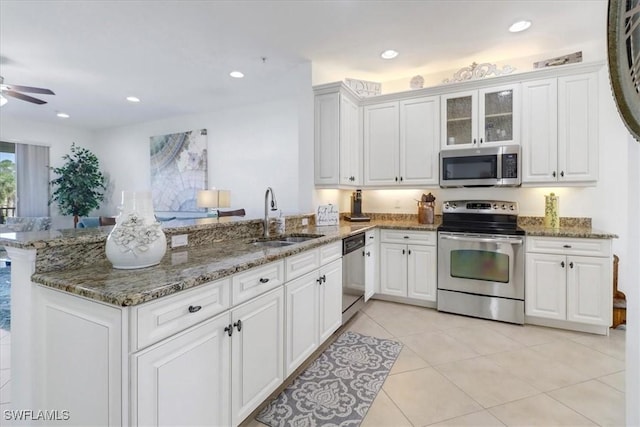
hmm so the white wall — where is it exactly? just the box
[625,134,640,426]
[92,63,314,220]
[0,116,94,229]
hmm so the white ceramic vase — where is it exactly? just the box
[105,191,167,269]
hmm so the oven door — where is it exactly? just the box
[438,231,524,300]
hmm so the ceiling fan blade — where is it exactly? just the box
[4,90,47,104]
[6,84,55,95]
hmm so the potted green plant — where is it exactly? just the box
[50,143,106,228]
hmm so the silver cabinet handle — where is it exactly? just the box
[440,235,523,245]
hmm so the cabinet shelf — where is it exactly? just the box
[446,117,472,123]
[485,112,513,119]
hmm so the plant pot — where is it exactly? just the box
[105,191,167,269]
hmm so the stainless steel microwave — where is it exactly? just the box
[440,145,521,187]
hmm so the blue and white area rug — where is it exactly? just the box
[256,331,402,427]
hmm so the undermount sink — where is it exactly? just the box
[279,234,324,243]
[252,240,295,248]
[251,233,324,248]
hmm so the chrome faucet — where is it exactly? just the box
[264,187,278,238]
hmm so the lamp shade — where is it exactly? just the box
[217,190,231,208]
[196,189,231,208]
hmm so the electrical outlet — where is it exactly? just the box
[302,218,309,226]
[171,234,188,248]
[171,251,189,265]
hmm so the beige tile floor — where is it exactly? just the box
[247,299,626,427]
[1,300,627,426]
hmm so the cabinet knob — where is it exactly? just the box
[224,324,233,337]
[317,277,323,285]
[365,251,371,257]
[552,171,557,178]
[402,249,406,255]
[403,236,409,239]
[321,274,326,283]
[400,176,403,182]
[561,261,565,268]
[480,138,483,144]
[560,171,565,178]
[188,305,202,313]
[234,319,242,332]
[473,138,477,144]
[395,177,398,182]
[569,262,574,269]
[563,244,572,248]
[259,277,269,284]
[408,249,412,255]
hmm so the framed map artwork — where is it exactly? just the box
[150,129,208,212]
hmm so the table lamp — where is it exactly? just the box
[196,189,231,217]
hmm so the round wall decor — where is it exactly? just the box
[607,0,640,141]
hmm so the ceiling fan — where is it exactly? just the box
[0,76,55,105]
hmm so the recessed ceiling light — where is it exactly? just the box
[509,20,532,33]
[57,112,70,119]
[380,49,399,60]
[229,71,244,78]
[126,96,140,103]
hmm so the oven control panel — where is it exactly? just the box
[443,200,519,215]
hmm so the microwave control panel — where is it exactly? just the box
[502,153,518,178]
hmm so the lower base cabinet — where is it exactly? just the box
[285,259,342,376]
[133,312,231,427]
[379,230,437,302]
[525,236,612,332]
[231,288,285,425]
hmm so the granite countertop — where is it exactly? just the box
[519,225,618,239]
[24,219,440,307]
[10,216,615,308]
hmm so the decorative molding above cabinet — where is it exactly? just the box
[314,61,604,189]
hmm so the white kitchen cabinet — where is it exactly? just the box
[285,257,342,376]
[314,85,362,186]
[285,272,319,376]
[407,244,437,301]
[364,229,378,300]
[318,259,343,342]
[525,253,567,320]
[231,287,285,426]
[364,96,440,186]
[379,230,437,303]
[441,84,519,148]
[525,236,612,334]
[521,78,558,183]
[522,73,598,184]
[133,311,231,427]
[36,286,122,427]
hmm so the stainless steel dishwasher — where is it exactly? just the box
[342,232,366,324]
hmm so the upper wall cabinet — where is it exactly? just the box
[441,84,520,149]
[522,72,598,184]
[363,96,440,186]
[314,85,362,187]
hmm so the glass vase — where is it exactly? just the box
[105,191,167,269]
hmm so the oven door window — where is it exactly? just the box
[450,249,509,283]
[442,155,497,180]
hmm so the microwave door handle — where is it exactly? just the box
[440,235,523,245]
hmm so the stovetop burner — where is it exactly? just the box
[438,200,525,236]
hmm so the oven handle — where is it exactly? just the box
[440,235,523,245]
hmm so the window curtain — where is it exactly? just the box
[16,143,50,217]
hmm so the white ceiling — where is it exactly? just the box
[0,0,607,131]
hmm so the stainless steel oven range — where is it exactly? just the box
[437,200,525,324]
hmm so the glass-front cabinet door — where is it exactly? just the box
[442,91,477,147]
[479,84,519,145]
[441,84,519,148]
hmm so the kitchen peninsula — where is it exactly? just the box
[1,214,616,426]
